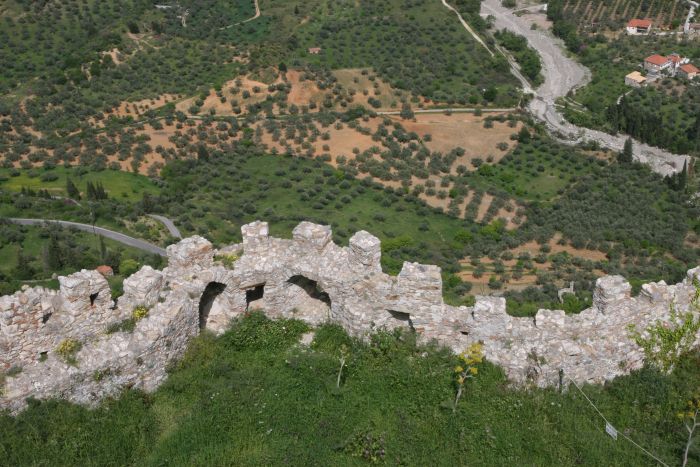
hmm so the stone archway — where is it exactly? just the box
[283,275,331,324]
[199,282,227,329]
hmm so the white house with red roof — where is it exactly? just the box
[679,63,699,79]
[644,54,672,73]
[626,19,652,35]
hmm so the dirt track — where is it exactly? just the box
[478,0,690,176]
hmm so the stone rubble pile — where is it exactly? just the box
[1,221,699,414]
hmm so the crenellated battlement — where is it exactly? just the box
[1,221,699,414]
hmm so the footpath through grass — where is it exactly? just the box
[1,313,698,466]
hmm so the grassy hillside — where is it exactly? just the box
[1,313,698,465]
[0,166,160,201]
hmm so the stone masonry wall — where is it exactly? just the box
[1,220,699,414]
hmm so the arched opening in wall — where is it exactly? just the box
[387,310,415,332]
[287,275,331,305]
[246,283,265,311]
[199,282,227,330]
[285,275,331,322]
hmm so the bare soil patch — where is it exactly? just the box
[104,95,179,120]
[102,48,123,65]
[176,76,278,116]
[519,12,552,30]
[286,70,326,107]
[394,113,520,166]
[512,233,608,261]
[458,232,609,290]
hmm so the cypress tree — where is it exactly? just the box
[45,234,63,270]
[678,161,688,191]
[86,181,95,200]
[66,178,80,200]
[618,138,633,164]
[14,249,34,280]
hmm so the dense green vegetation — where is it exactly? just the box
[494,29,543,85]
[298,0,517,105]
[1,313,698,465]
[608,85,700,154]
[0,221,162,296]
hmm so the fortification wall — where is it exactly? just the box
[1,221,699,414]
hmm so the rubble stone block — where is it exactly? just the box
[166,236,213,269]
[348,231,381,270]
[593,275,631,313]
[292,222,332,250]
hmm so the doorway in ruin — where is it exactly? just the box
[199,282,227,329]
[285,275,331,323]
[246,283,265,311]
[387,310,415,332]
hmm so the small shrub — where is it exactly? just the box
[340,428,386,463]
[106,318,136,334]
[214,252,241,269]
[628,281,700,373]
[222,312,309,351]
[452,343,483,412]
[92,368,114,382]
[56,339,82,365]
[132,306,149,321]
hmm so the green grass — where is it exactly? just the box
[1,313,698,465]
[0,167,160,201]
[469,137,602,201]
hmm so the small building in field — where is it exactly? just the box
[625,71,647,88]
[644,54,672,74]
[626,19,652,35]
[308,47,322,55]
[679,63,700,80]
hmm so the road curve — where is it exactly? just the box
[148,214,182,239]
[220,0,260,30]
[478,0,690,176]
[6,218,167,257]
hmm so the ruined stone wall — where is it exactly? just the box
[1,220,699,414]
[0,270,124,371]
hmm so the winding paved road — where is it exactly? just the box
[6,218,167,256]
[473,0,690,176]
[148,214,182,239]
